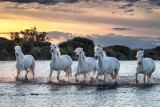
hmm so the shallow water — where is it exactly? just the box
[0,61,160,107]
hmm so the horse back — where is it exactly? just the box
[60,55,72,67]
[144,58,155,70]
[85,57,97,69]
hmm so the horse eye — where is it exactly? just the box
[99,52,101,53]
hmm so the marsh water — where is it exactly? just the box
[1,61,160,107]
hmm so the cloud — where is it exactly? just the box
[47,31,74,39]
[0,0,160,36]
[111,27,133,31]
[47,31,159,49]
[0,0,79,4]
[118,3,134,9]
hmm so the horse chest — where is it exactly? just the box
[51,62,60,70]
[16,61,24,70]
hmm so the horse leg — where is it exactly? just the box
[113,71,117,83]
[69,70,73,80]
[65,71,68,80]
[96,73,100,83]
[110,72,116,83]
[136,72,139,84]
[66,71,70,82]
[68,66,73,80]
[147,72,152,83]
[143,74,146,84]
[90,69,96,82]
[30,66,35,79]
[16,70,20,80]
[75,73,79,82]
[57,70,61,82]
[48,69,53,83]
[84,74,87,83]
[25,70,29,80]
[103,74,107,83]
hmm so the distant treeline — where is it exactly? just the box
[0,27,160,60]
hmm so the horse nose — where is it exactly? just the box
[76,54,79,57]
[15,53,18,56]
[50,49,54,53]
[138,62,141,65]
[95,56,98,60]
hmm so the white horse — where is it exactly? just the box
[49,44,73,82]
[94,46,120,83]
[74,47,97,82]
[15,46,35,80]
[136,50,155,84]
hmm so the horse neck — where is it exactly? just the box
[98,55,103,67]
[51,52,59,62]
[78,53,85,65]
[16,52,24,62]
[139,57,144,67]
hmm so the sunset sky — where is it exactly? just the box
[0,0,160,48]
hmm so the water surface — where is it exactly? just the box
[0,61,160,107]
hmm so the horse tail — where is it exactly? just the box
[65,55,73,79]
[152,59,155,73]
[30,56,35,79]
[115,60,120,74]
[66,55,72,65]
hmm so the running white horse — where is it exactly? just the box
[94,46,120,83]
[15,46,35,80]
[136,50,155,84]
[74,47,97,82]
[49,44,73,82]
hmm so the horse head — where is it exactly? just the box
[94,45,106,59]
[136,50,144,65]
[74,47,85,60]
[15,46,22,56]
[50,44,61,56]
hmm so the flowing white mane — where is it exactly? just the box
[94,45,106,57]
[136,50,144,58]
[51,44,61,57]
[75,47,86,59]
[15,46,24,57]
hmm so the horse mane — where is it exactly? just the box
[94,45,106,57]
[75,47,86,60]
[15,46,24,57]
[56,47,61,57]
[102,51,106,57]
[51,44,61,57]
[136,50,144,58]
